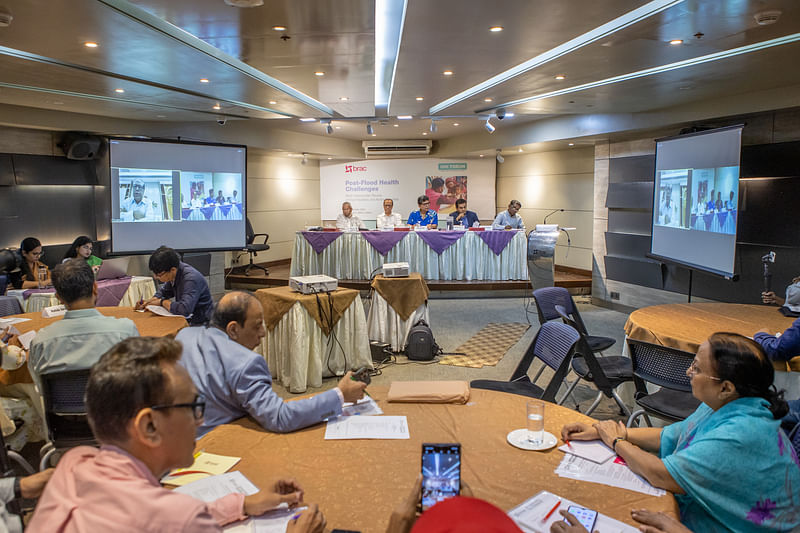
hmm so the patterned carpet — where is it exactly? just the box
[439,322,530,368]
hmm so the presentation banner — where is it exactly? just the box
[319,158,496,222]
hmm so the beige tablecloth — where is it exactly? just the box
[367,274,430,352]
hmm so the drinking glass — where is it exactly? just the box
[526,400,545,445]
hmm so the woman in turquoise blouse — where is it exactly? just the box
[561,333,800,533]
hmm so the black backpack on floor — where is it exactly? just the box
[404,319,441,361]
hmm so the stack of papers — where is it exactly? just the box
[558,440,615,464]
[341,395,383,417]
[324,415,409,440]
[174,471,258,501]
[224,506,308,533]
[554,454,665,496]
[508,490,639,533]
[146,305,179,317]
[162,452,241,486]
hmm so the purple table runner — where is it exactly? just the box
[361,231,408,255]
[301,231,342,254]
[21,288,54,300]
[477,231,518,255]
[23,276,133,306]
[416,231,465,255]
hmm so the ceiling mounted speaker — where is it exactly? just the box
[60,133,102,160]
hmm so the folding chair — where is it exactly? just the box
[624,338,701,427]
[555,305,632,416]
[532,287,615,354]
[39,369,97,470]
[471,321,581,403]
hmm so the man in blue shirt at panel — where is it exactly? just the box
[407,195,438,229]
[135,246,213,326]
[492,199,525,230]
[450,198,479,228]
[176,291,367,437]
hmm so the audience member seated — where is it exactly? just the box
[754,318,800,362]
[27,336,326,533]
[492,200,524,230]
[335,202,365,231]
[561,333,800,532]
[762,276,800,307]
[450,199,479,228]
[28,259,139,395]
[216,190,226,205]
[377,198,402,228]
[135,246,213,326]
[10,237,50,289]
[176,291,367,438]
[407,195,438,229]
[0,469,54,533]
[62,236,102,273]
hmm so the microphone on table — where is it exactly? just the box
[543,208,564,224]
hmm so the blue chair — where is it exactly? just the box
[624,338,701,427]
[471,321,581,403]
[0,296,22,317]
[39,369,97,470]
[533,287,615,354]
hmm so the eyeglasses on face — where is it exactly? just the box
[151,394,206,420]
[688,360,722,381]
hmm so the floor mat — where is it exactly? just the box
[439,322,530,368]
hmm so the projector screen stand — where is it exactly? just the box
[687,269,693,303]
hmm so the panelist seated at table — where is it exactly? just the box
[407,195,438,229]
[62,235,102,274]
[336,202,366,231]
[135,246,214,326]
[561,333,800,533]
[492,200,525,230]
[27,336,326,533]
[377,198,403,228]
[204,188,217,205]
[450,199,479,228]
[10,237,51,289]
[176,291,367,438]
[28,259,140,396]
[761,276,800,307]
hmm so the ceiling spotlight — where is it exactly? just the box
[555,74,566,80]
[393,124,399,127]
[568,143,575,146]
[321,119,333,134]
[484,98,493,102]
[453,123,460,126]
[272,25,287,31]
[314,71,325,76]
[484,119,496,133]
[115,88,125,93]
[479,154,484,158]
[489,26,503,32]
[669,39,683,45]
[518,148,523,152]
[429,120,438,133]
[339,96,349,101]
[422,132,428,136]
[366,122,374,135]
[335,126,342,130]
[268,100,277,105]
[371,133,377,137]
[300,118,316,122]
[397,115,412,120]
[224,0,264,6]
[301,153,308,165]
[415,96,424,101]
[212,104,221,110]
[200,78,210,83]
[84,41,99,48]
[442,70,454,76]
[496,150,504,163]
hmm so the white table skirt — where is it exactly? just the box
[290,231,528,280]
[11,276,156,313]
[366,293,429,352]
[258,298,372,393]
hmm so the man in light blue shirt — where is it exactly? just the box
[28,259,139,399]
[176,291,367,437]
[407,195,438,228]
[492,199,525,230]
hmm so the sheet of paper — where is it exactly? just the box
[16,330,36,350]
[0,317,31,326]
[554,454,665,497]
[224,506,309,533]
[341,395,383,417]
[174,471,258,502]
[324,415,409,439]
[508,490,638,533]
[146,304,179,317]
[558,440,615,464]
[162,452,241,486]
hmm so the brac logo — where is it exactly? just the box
[345,165,367,173]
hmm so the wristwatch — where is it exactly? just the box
[13,477,21,499]
[612,436,626,452]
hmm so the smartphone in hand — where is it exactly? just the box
[420,443,461,512]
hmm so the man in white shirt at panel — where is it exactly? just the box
[335,202,365,231]
[376,198,402,228]
[492,199,525,230]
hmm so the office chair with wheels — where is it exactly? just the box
[39,369,96,470]
[243,218,270,276]
[555,305,632,416]
[0,296,22,317]
[532,287,615,354]
[471,321,581,403]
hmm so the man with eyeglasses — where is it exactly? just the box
[407,195,438,229]
[27,336,326,533]
[376,198,402,228]
[120,178,159,221]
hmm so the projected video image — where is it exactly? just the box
[425,175,467,214]
[421,445,460,511]
[179,172,243,221]
[118,169,177,222]
[654,166,738,235]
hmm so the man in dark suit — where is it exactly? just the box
[451,198,479,228]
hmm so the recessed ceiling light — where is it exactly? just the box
[518,148,523,152]
[415,96,424,101]
[442,70,453,76]
[115,88,125,93]
[335,126,341,129]
[299,118,316,122]
[479,154,484,157]
[397,115,412,120]
[371,133,377,136]
[84,41,99,48]
[339,96,349,101]
[489,26,503,32]
[422,132,428,135]
[314,71,325,76]
[453,123,460,126]
[268,100,277,105]
[669,39,683,45]
[212,104,221,110]
[393,124,399,127]
[272,25,287,31]
[484,98,493,102]
[555,74,566,80]
[200,78,210,83]
[156,114,166,118]
[327,157,332,160]
[568,143,575,146]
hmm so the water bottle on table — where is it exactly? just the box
[37,266,48,288]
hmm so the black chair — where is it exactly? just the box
[471,321,581,403]
[39,369,97,470]
[0,295,22,317]
[625,339,701,427]
[555,305,632,416]
[532,287,615,354]
[243,218,270,276]
[0,274,8,296]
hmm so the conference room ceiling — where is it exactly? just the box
[0,0,799,143]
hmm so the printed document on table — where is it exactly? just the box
[555,454,665,496]
[162,452,241,486]
[0,317,31,326]
[558,440,615,464]
[174,471,259,502]
[508,490,638,533]
[224,506,308,533]
[146,304,179,317]
[325,415,409,439]
[17,330,36,350]
[341,395,383,417]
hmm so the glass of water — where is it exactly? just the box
[526,400,545,445]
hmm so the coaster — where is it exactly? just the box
[507,429,558,451]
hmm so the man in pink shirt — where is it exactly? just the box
[27,336,326,533]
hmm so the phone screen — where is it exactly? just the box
[565,506,598,530]
[420,443,461,512]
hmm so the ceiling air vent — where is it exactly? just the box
[362,140,432,158]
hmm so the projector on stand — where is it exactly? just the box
[382,262,410,278]
[289,275,338,294]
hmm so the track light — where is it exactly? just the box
[301,153,308,165]
[496,149,504,164]
[366,122,374,135]
[484,118,496,133]
[429,120,438,133]
[321,119,333,135]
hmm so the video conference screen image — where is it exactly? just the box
[421,445,461,512]
[179,171,243,221]
[654,165,738,235]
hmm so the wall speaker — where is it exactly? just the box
[60,133,102,160]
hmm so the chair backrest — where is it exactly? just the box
[0,295,22,317]
[0,274,7,296]
[510,321,581,402]
[625,338,695,393]
[532,287,591,336]
[790,424,800,458]
[554,305,614,392]
[41,369,96,446]
[245,218,256,245]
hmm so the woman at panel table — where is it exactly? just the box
[63,236,102,274]
[561,333,800,533]
[12,237,51,289]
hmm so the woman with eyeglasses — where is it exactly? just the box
[559,333,800,533]
[63,236,102,274]
[12,237,51,289]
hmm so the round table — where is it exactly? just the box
[624,303,799,371]
[198,387,677,532]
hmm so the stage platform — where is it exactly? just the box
[225,260,591,295]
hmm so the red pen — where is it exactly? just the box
[565,439,573,449]
[543,499,561,521]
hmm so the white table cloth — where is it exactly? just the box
[258,298,372,393]
[290,230,528,280]
[366,293,429,352]
[9,276,156,312]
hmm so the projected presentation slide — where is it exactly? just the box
[179,172,243,221]
[117,169,177,222]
